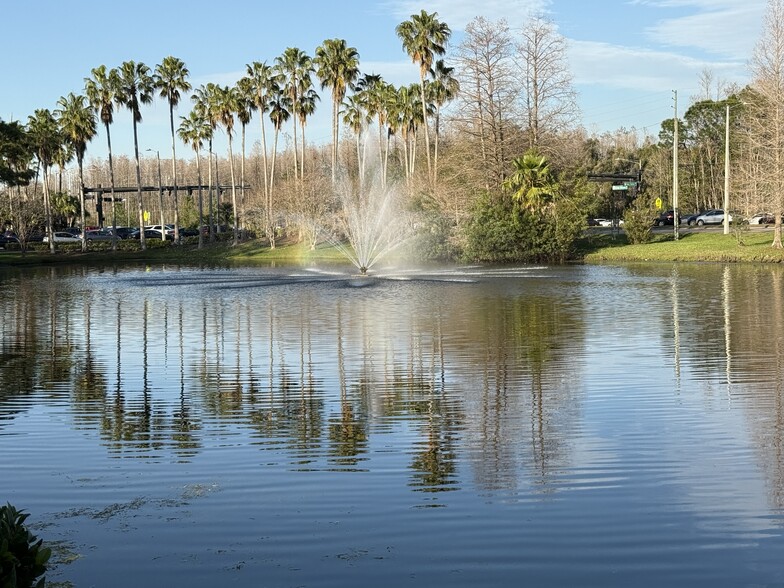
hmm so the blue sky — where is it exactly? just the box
[0,0,767,162]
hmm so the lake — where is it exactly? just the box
[1,262,783,587]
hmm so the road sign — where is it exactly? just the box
[625,181,638,187]
[655,197,662,209]
[612,185,627,191]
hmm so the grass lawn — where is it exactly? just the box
[581,229,784,263]
[0,238,351,268]
[4,229,784,268]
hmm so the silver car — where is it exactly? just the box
[695,210,731,226]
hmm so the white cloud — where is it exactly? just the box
[569,39,745,93]
[383,0,550,30]
[640,0,766,58]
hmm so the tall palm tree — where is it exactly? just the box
[245,61,282,211]
[396,10,451,186]
[356,74,392,187]
[235,76,255,234]
[275,47,314,180]
[428,60,460,183]
[314,38,360,183]
[341,93,371,187]
[85,65,121,250]
[213,85,241,246]
[267,90,291,250]
[27,109,62,253]
[178,110,211,249]
[297,86,319,181]
[191,83,220,242]
[154,56,191,244]
[55,92,97,252]
[115,60,154,250]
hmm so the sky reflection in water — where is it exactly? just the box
[1,263,784,587]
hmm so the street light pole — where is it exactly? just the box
[673,90,679,241]
[723,103,731,235]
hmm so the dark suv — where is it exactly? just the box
[654,210,675,226]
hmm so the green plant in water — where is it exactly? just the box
[0,504,51,588]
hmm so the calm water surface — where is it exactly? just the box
[1,262,784,587]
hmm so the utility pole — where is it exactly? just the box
[673,90,679,241]
[723,103,731,235]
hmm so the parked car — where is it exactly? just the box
[682,212,701,226]
[749,212,775,225]
[0,232,19,247]
[43,231,82,244]
[83,229,115,242]
[146,224,175,236]
[654,210,675,226]
[129,228,174,241]
[695,209,731,226]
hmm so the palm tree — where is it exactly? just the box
[396,10,451,185]
[85,65,121,250]
[275,48,314,180]
[297,86,319,181]
[154,56,191,244]
[178,110,211,249]
[245,61,283,212]
[267,90,291,249]
[428,60,459,183]
[342,93,371,187]
[356,74,393,187]
[115,60,154,250]
[191,83,220,241]
[502,150,558,212]
[314,39,360,183]
[55,93,97,252]
[213,85,241,246]
[27,109,62,253]
[235,76,255,235]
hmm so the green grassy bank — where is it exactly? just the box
[3,230,784,268]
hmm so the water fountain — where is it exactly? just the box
[327,167,414,276]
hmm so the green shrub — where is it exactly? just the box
[623,197,656,244]
[0,504,50,588]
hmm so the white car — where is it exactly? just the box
[43,231,82,244]
[749,212,774,224]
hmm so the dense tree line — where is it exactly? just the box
[4,2,784,259]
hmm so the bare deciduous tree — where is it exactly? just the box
[517,14,579,152]
[452,17,519,192]
[749,0,784,248]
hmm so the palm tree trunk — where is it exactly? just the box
[78,154,87,252]
[269,131,279,249]
[208,139,215,242]
[169,103,181,244]
[227,134,239,247]
[106,122,118,252]
[434,107,441,184]
[133,119,146,251]
[241,123,246,238]
[377,117,386,188]
[419,73,432,186]
[356,133,363,191]
[43,166,55,254]
[196,150,204,250]
[300,121,307,182]
[259,110,270,207]
[332,99,339,184]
